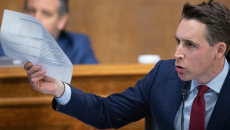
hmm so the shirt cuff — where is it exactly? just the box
[55,83,71,106]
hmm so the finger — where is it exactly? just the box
[24,62,33,70]
[27,65,42,77]
[31,75,44,83]
[30,75,45,90]
[30,70,46,79]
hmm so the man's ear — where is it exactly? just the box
[215,42,226,58]
[58,14,68,31]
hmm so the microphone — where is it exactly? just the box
[181,89,187,130]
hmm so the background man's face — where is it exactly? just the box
[24,0,60,39]
[174,19,218,84]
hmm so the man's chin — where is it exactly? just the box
[177,72,191,81]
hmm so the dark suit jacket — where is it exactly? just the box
[52,59,230,130]
[56,31,98,64]
[0,31,98,64]
[226,51,230,63]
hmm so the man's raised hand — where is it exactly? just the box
[24,62,65,97]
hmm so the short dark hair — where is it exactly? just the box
[182,0,230,55]
[58,0,69,16]
[24,0,69,17]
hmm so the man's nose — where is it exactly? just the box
[174,44,184,60]
[34,13,42,22]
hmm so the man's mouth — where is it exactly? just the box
[175,66,185,72]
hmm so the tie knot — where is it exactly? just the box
[197,85,209,96]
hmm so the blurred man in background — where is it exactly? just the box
[0,0,98,64]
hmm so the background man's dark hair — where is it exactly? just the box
[24,0,69,17]
[182,0,230,55]
[58,0,69,16]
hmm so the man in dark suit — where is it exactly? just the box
[24,0,230,130]
[226,52,230,62]
[0,0,98,64]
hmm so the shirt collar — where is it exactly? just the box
[190,58,229,93]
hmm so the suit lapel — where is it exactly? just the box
[207,70,230,130]
[164,78,188,129]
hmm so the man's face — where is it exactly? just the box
[175,19,218,84]
[24,0,60,39]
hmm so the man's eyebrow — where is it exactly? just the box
[184,39,196,44]
[175,36,179,41]
[184,39,200,46]
[175,36,199,46]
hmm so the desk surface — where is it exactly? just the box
[0,63,155,78]
[0,64,155,130]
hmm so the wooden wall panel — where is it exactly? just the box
[67,0,230,63]
[0,0,230,64]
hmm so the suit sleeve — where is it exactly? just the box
[52,61,164,129]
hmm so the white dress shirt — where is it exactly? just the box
[174,58,229,130]
[56,58,229,130]
[55,82,71,105]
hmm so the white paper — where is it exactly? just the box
[0,10,73,84]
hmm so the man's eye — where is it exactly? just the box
[43,12,52,17]
[26,8,35,14]
[186,42,195,47]
[176,39,180,44]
